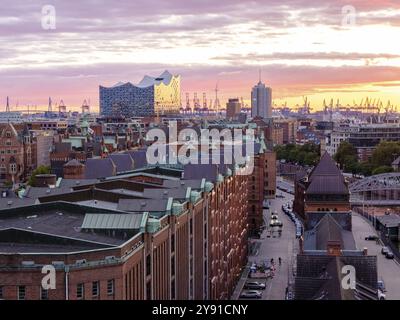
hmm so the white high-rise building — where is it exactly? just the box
[251,77,272,119]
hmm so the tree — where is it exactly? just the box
[372,166,394,175]
[371,141,400,168]
[334,141,358,171]
[28,165,51,186]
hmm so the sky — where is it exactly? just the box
[1,0,400,112]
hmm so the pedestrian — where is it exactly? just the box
[279,257,282,266]
[270,258,274,265]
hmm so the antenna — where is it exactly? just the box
[259,68,262,83]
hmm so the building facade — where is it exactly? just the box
[100,71,181,117]
[226,98,242,119]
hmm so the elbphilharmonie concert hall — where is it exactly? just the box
[99,70,181,117]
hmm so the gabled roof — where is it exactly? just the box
[308,214,356,251]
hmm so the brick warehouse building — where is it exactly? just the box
[0,161,252,300]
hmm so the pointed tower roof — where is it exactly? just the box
[309,152,342,178]
[306,152,348,195]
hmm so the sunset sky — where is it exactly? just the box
[1,0,400,112]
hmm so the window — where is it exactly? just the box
[40,287,49,300]
[146,254,151,276]
[18,286,26,300]
[6,132,11,138]
[10,163,16,173]
[107,280,114,296]
[76,283,84,299]
[0,286,3,299]
[171,234,175,253]
[92,281,99,297]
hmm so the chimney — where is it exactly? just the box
[327,240,341,256]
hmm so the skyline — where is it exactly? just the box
[1,0,400,111]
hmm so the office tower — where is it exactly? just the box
[251,76,272,119]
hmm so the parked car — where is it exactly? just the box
[365,235,379,241]
[385,251,394,259]
[378,289,386,300]
[381,247,389,255]
[378,280,386,293]
[244,282,266,290]
[240,290,262,299]
[270,219,283,227]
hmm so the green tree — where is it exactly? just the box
[371,141,400,168]
[334,141,358,171]
[372,165,394,175]
[28,165,51,186]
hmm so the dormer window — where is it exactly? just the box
[6,131,11,138]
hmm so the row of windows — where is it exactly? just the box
[0,163,18,173]
[0,280,114,300]
[0,286,48,300]
[0,149,18,154]
[76,280,114,299]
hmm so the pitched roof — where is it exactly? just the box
[295,254,378,300]
[109,154,134,173]
[85,158,116,179]
[305,214,356,251]
[306,152,348,195]
[309,152,342,178]
[306,175,348,195]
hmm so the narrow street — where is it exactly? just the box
[236,187,297,300]
[352,212,400,300]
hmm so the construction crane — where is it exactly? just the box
[5,96,10,112]
[81,99,90,114]
[213,83,221,113]
[185,93,190,110]
[59,99,67,114]
[202,92,207,109]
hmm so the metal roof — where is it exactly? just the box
[81,213,143,230]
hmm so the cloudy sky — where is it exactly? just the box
[1,0,400,111]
